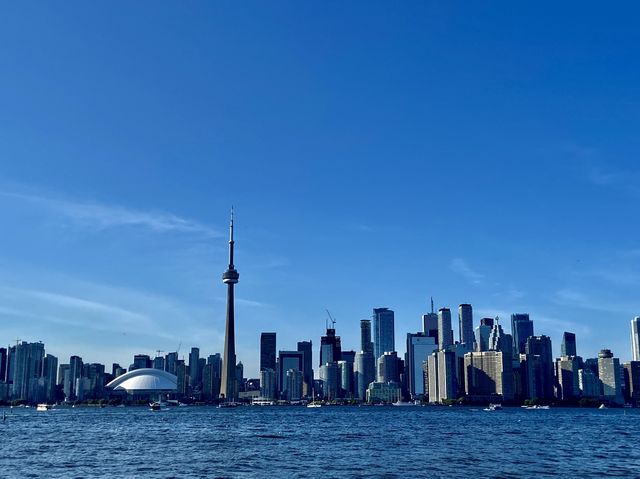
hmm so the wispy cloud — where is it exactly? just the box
[0,190,221,237]
[450,258,484,285]
[584,165,640,193]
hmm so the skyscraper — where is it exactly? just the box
[522,335,554,401]
[458,304,474,349]
[278,350,303,398]
[0,347,6,382]
[354,351,375,401]
[561,332,577,357]
[373,308,395,360]
[406,332,438,398]
[511,313,534,356]
[631,317,640,361]
[320,328,342,366]
[475,318,495,352]
[598,349,623,405]
[221,210,239,402]
[189,347,200,388]
[437,308,453,350]
[11,342,45,402]
[360,320,373,354]
[260,332,277,371]
[297,340,313,395]
[422,298,438,341]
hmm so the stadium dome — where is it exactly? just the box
[106,368,177,393]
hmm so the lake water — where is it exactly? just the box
[2,406,639,478]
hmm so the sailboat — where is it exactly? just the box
[307,387,321,408]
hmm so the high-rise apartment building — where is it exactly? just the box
[373,308,395,360]
[360,320,373,354]
[259,368,277,400]
[354,351,375,401]
[458,304,474,349]
[598,349,623,405]
[555,356,580,400]
[464,351,513,400]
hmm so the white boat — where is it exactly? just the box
[306,402,322,408]
[484,404,502,411]
[36,404,53,411]
[392,401,418,407]
[218,402,239,408]
[598,404,608,409]
[149,401,168,411]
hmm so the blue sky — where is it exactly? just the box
[1,2,639,375]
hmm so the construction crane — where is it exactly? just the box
[155,349,164,358]
[325,309,337,330]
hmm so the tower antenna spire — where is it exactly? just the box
[431,297,434,314]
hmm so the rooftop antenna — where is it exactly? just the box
[430,297,434,314]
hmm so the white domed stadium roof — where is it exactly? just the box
[106,368,177,392]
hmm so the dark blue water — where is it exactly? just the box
[2,406,639,478]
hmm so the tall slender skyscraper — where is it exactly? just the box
[260,332,277,371]
[511,313,534,356]
[220,210,239,402]
[561,332,577,357]
[360,320,373,354]
[631,317,640,361]
[373,308,395,360]
[458,304,474,348]
[437,308,453,350]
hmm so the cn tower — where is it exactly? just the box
[220,208,239,402]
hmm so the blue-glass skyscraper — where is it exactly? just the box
[511,313,534,356]
[373,308,395,360]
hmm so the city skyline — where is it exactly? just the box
[1,3,640,375]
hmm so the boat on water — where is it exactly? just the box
[522,405,550,410]
[598,404,608,409]
[484,403,502,411]
[218,402,239,408]
[149,401,168,411]
[392,401,419,407]
[306,402,321,408]
[36,404,53,411]
[253,399,276,406]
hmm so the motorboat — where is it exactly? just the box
[149,401,167,411]
[392,401,419,407]
[484,404,502,411]
[36,404,53,411]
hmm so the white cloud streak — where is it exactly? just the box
[450,258,484,285]
[0,190,221,237]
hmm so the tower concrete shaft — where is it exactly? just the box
[220,209,239,401]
